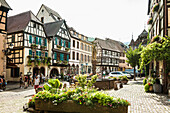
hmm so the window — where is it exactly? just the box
[64,54,67,61]
[12,34,15,43]
[33,23,36,28]
[41,17,44,23]
[85,55,86,62]
[65,41,68,47]
[88,46,90,51]
[57,53,60,61]
[72,51,75,60]
[88,56,89,62]
[81,35,84,40]
[73,40,75,47]
[81,43,83,50]
[42,9,44,12]
[81,54,83,61]
[77,53,79,60]
[77,42,79,48]
[85,44,87,51]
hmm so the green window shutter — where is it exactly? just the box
[29,49,32,55]
[45,39,47,46]
[54,52,57,60]
[55,37,57,45]
[60,53,63,61]
[39,38,41,45]
[36,37,39,44]
[29,35,32,43]
[45,52,48,57]
[36,51,39,56]
[61,39,63,46]
[64,40,66,47]
[68,42,70,48]
[67,55,69,61]
[39,51,41,56]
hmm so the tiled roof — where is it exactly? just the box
[7,11,42,34]
[43,4,62,19]
[0,0,12,10]
[95,38,124,52]
[44,20,64,37]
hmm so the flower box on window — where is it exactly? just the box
[65,47,70,52]
[57,45,62,49]
[152,3,159,12]
[147,18,153,25]
[63,60,68,65]
[31,44,38,49]
[40,46,46,50]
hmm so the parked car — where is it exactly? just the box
[122,71,134,79]
[108,71,131,78]
[125,69,139,77]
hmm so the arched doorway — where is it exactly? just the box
[50,68,59,78]
[76,65,79,74]
[33,67,39,78]
[40,67,45,76]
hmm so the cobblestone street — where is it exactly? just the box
[0,78,169,113]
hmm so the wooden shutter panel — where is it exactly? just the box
[45,39,47,46]
[29,35,32,43]
[39,51,41,56]
[67,55,69,61]
[64,40,66,47]
[68,42,70,48]
[36,37,39,44]
[61,39,63,46]
[36,51,39,56]
[29,49,32,55]
[55,37,57,45]
[45,52,48,57]
[39,38,41,45]
[54,52,57,60]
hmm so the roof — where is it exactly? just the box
[138,29,148,37]
[42,4,62,19]
[94,38,124,52]
[129,38,134,46]
[7,11,42,34]
[0,0,12,10]
[44,20,64,37]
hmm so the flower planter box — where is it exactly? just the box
[35,99,128,113]
[121,80,128,84]
[94,79,115,90]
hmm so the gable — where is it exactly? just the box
[57,23,70,40]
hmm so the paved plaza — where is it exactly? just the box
[0,78,169,113]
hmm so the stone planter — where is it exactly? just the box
[153,84,162,93]
[35,99,128,113]
[94,79,115,90]
[121,80,128,84]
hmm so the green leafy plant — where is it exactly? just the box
[65,47,70,51]
[108,77,117,80]
[48,79,60,88]
[57,45,62,49]
[143,78,147,85]
[144,83,150,92]
[87,74,98,88]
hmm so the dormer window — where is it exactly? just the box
[33,23,36,28]
[41,17,44,23]
[42,9,44,12]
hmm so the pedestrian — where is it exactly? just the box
[34,76,39,93]
[19,76,23,88]
[24,76,28,89]
[0,76,3,89]
[37,73,40,85]
[29,74,33,86]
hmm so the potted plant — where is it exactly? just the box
[57,45,62,49]
[36,86,43,93]
[147,18,153,25]
[65,47,70,52]
[153,78,162,93]
[31,44,38,49]
[152,3,159,12]
[148,83,153,92]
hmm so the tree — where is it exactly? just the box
[125,47,141,81]
[92,42,97,75]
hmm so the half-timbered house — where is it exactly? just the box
[44,20,71,77]
[0,0,11,79]
[6,11,48,81]
[94,38,125,75]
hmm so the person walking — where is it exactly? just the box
[19,76,23,88]
[29,74,33,86]
[34,76,39,93]
[24,76,28,89]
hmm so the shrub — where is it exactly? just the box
[144,83,150,92]
[48,79,60,88]
[143,78,147,85]
[121,76,129,81]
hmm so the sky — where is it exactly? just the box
[7,0,149,43]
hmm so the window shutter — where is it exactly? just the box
[39,51,41,56]
[36,37,39,44]
[29,35,32,43]
[54,52,57,60]
[29,49,32,55]
[64,40,66,47]
[39,38,41,45]
[45,52,48,57]
[68,42,70,48]
[61,39,63,46]
[45,39,47,46]
[67,55,69,61]
[60,53,64,61]
[36,51,39,56]
[55,37,57,45]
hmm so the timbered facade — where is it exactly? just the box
[147,0,170,93]
[94,38,125,74]
[6,11,48,81]
[0,0,11,80]
[44,20,71,77]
